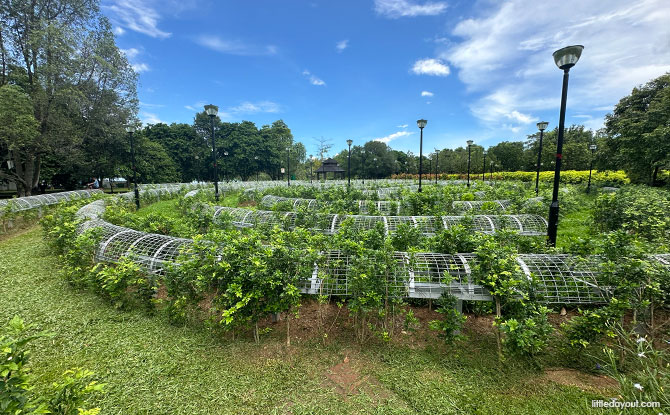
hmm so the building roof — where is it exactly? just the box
[315,158,345,173]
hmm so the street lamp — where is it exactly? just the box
[417,119,427,192]
[309,154,314,184]
[434,148,439,185]
[204,104,219,201]
[254,155,259,182]
[223,151,228,182]
[346,139,353,188]
[482,150,487,181]
[535,121,549,195]
[373,157,378,181]
[587,144,597,193]
[360,149,366,184]
[125,125,140,210]
[489,160,494,181]
[286,146,291,186]
[466,140,473,187]
[547,45,584,247]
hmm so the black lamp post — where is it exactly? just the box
[482,150,487,181]
[346,139,353,188]
[125,125,140,210]
[547,45,584,247]
[417,119,427,192]
[360,149,366,184]
[309,154,314,184]
[204,104,219,201]
[466,140,473,187]
[286,146,291,186]
[222,151,229,182]
[587,144,597,193]
[254,155,259,181]
[535,121,549,195]
[373,157,378,181]
[434,148,439,184]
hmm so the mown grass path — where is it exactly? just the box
[1,226,614,414]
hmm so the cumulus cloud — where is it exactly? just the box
[336,40,349,52]
[103,0,171,38]
[132,63,149,72]
[374,0,447,18]
[411,58,450,76]
[302,70,326,86]
[230,101,280,113]
[442,0,670,131]
[374,130,414,144]
[195,35,278,56]
[421,91,434,97]
[140,111,165,125]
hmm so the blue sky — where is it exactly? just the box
[103,0,670,157]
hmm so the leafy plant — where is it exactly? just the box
[429,294,466,345]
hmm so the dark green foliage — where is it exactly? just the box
[592,187,670,243]
[428,294,466,345]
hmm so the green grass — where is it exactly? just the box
[0,227,618,414]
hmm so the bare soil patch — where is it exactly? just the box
[543,368,618,392]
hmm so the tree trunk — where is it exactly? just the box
[495,297,502,360]
[286,312,291,347]
[652,166,659,186]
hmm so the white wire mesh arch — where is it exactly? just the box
[1,189,102,217]
[210,205,547,236]
[452,199,512,212]
[70,183,669,306]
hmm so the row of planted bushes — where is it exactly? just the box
[392,170,631,186]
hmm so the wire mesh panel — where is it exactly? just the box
[517,254,607,304]
[655,254,670,266]
[452,199,512,212]
[71,182,662,306]
[1,189,102,217]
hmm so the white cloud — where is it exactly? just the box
[140,111,165,125]
[230,101,280,113]
[374,0,447,18]
[374,130,414,144]
[302,70,326,86]
[103,0,171,38]
[442,0,670,131]
[132,62,150,73]
[194,35,278,56]
[184,100,280,116]
[411,58,450,76]
[113,26,125,36]
[397,124,408,128]
[421,91,434,97]
[140,102,165,108]
[121,48,140,59]
[336,40,349,52]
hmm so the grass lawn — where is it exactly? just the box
[0,226,619,414]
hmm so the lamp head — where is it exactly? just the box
[347,139,353,147]
[466,140,474,146]
[125,125,136,133]
[553,45,584,70]
[483,150,488,156]
[537,121,549,131]
[223,151,228,156]
[204,104,218,117]
[589,144,597,151]
[417,119,427,129]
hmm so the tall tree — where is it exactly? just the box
[0,0,137,194]
[604,73,670,184]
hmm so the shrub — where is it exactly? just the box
[428,294,466,345]
[499,305,553,359]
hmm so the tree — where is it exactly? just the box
[0,85,40,195]
[604,72,670,184]
[314,136,333,161]
[0,0,137,194]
